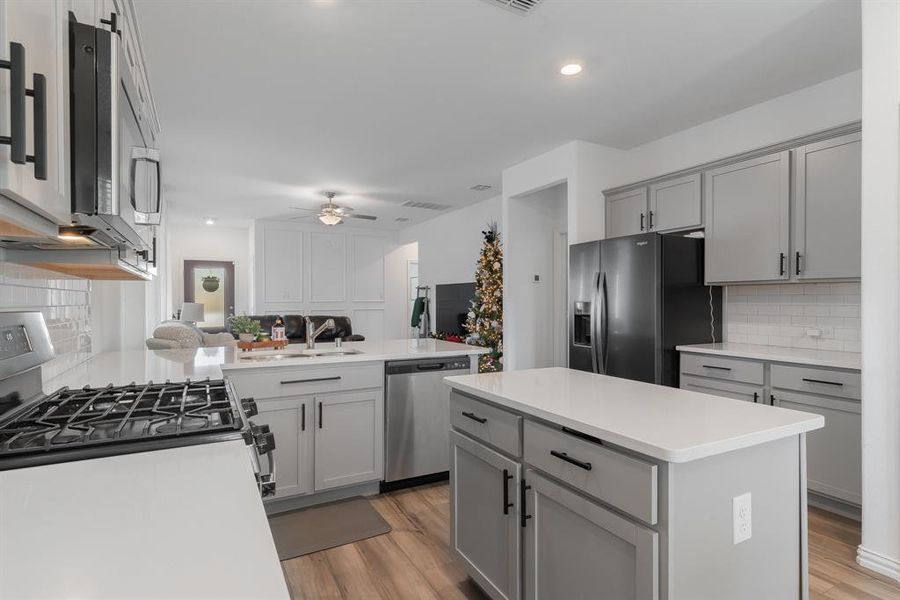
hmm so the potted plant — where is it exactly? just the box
[229,315,262,343]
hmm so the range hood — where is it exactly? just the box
[0,197,154,281]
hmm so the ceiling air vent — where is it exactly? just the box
[401,201,452,211]
[485,0,543,15]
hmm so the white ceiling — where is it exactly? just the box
[134,0,860,230]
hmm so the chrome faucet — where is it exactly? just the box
[305,317,335,349]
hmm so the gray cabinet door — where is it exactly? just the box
[680,375,765,404]
[648,173,701,232]
[606,188,648,239]
[255,396,313,499]
[772,390,861,505]
[704,151,790,283]
[524,470,658,600]
[450,430,520,600]
[314,390,384,491]
[793,132,862,280]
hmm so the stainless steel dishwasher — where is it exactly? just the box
[383,356,471,488]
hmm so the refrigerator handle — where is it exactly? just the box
[598,272,609,375]
[590,271,600,373]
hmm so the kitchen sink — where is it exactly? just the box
[238,348,364,361]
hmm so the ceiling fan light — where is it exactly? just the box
[319,213,342,226]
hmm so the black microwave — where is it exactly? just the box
[69,13,161,253]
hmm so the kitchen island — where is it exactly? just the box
[444,367,824,600]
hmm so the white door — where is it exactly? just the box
[524,470,659,600]
[606,188,648,239]
[254,396,313,499]
[793,132,861,280]
[314,390,384,491]
[450,430,520,600]
[704,151,790,283]
[0,0,70,224]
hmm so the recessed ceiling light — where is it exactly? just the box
[470,184,492,191]
[395,217,410,222]
[204,217,216,226]
[560,63,583,76]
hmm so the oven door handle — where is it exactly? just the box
[250,422,277,497]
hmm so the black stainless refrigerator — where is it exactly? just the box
[569,233,722,387]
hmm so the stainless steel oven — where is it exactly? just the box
[69,13,160,262]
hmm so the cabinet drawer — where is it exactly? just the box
[680,353,764,384]
[680,375,765,404]
[450,391,522,458]
[770,364,860,400]
[227,363,383,400]
[523,420,658,525]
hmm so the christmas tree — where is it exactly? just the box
[465,222,503,372]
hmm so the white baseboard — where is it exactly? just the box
[857,545,900,581]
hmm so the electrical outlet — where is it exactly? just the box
[733,493,752,544]
[806,328,822,338]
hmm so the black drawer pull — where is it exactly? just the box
[461,411,487,424]
[281,376,341,385]
[551,450,593,471]
[802,378,843,387]
[770,394,776,406]
[301,403,306,431]
[702,365,732,371]
[318,401,323,429]
[520,478,532,528]
[752,392,758,403]
[502,469,513,515]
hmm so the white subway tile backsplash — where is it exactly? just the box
[724,282,860,353]
[0,262,92,379]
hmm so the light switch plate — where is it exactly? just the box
[733,492,752,544]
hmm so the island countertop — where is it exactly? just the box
[443,367,824,463]
[43,339,486,392]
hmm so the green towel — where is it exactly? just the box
[411,297,426,327]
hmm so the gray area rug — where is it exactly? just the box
[268,496,391,560]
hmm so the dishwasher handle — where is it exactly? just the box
[416,363,446,371]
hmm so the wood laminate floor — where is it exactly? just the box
[281,482,900,600]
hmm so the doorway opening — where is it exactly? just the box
[183,260,235,332]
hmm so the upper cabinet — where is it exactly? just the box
[0,0,70,224]
[605,125,861,285]
[648,172,701,233]
[606,188,647,239]
[606,173,701,239]
[793,132,862,280]
[704,151,791,284]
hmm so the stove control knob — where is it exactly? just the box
[252,423,276,455]
[241,397,258,417]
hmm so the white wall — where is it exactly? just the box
[614,70,862,187]
[504,183,567,371]
[858,0,900,581]
[398,196,503,333]
[166,223,252,320]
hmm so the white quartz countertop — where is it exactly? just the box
[43,338,485,392]
[676,342,861,370]
[444,367,824,463]
[0,440,289,599]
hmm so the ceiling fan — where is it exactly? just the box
[288,191,377,226]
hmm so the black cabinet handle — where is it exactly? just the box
[301,403,306,431]
[502,469,513,515]
[551,450,593,471]
[795,251,802,275]
[640,213,645,231]
[461,411,487,424]
[770,394,776,406]
[702,365,732,371]
[281,376,341,385]
[520,478,532,528]
[802,378,843,387]
[779,252,786,276]
[28,72,46,180]
[752,392,758,403]
[318,402,323,429]
[0,42,25,164]
[648,210,654,230]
